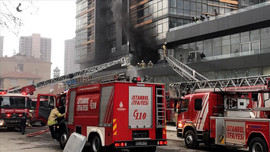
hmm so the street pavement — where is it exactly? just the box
[166,125,180,141]
[0,126,62,152]
[0,125,247,152]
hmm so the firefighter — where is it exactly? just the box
[47,103,65,139]
[200,52,206,59]
[188,55,192,62]
[148,60,153,68]
[20,113,27,135]
[140,60,146,68]
[214,9,218,16]
[162,42,167,57]
[136,62,140,67]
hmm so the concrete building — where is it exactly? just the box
[19,33,51,62]
[0,54,51,94]
[165,2,270,81]
[129,0,268,47]
[75,0,129,68]
[75,0,268,68]
[64,38,80,75]
[0,36,3,57]
[91,1,270,90]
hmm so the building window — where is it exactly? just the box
[213,37,222,56]
[204,39,213,57]
[11,79,17,86]
[16,64,24,72]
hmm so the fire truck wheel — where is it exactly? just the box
[89,135,102,152]
[40,121,46,126]
[249,137,267,152]
[144,147,156,152]
[184,130,199,149]
[59,131,68,149]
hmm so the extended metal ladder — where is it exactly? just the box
[165,56,208,82]
[156,87,166,128]
[169,75,270,98]
[8,57,130,93]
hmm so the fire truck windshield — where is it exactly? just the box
[178,99,189,113]
[0,96,27,108]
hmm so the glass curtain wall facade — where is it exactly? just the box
[75,0,268,68]
[172,26,270,79]
[130,0,240,44]
[76,0,128,68]
[168,0,238,29]
[75,0,95,67]
[105,0,128,56]
[130,0,268,44]
[239,0,268,7]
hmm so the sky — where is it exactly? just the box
[1,0,76,77]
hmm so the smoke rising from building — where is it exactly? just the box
[110,0,159,65]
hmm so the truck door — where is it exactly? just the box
[192,93,210,131]
[193,98,203,131]
[36,94,57,124]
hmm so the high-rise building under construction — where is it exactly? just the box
[75,0,267,68]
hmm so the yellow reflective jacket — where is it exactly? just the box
[47,108,65,126]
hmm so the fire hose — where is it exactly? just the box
[26,128,50,137]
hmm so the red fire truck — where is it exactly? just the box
[165,92,178,125]
[160,51,270,152]
[29,98,50,126]
[35,77,167,151]
[175,80,270,152]
[0,91,31,129]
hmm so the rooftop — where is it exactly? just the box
[1,71,41,79]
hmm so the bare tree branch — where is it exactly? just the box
[0,0,37,35]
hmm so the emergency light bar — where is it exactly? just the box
[21,92,28,95]
[0,91,6,95]
[132,77,141,83]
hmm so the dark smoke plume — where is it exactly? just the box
[111,0,122,37]
[110,0,159,65]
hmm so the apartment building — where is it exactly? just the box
[19,33,51,62]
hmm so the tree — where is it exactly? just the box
[0,0,37,35]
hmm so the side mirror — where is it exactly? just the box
[267,79,270,90]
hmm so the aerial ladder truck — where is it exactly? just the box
[12,56,167,151]
[8,56,130,94]
[5,56,130,128]
[163,48,270,152]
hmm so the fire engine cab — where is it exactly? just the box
[35,77,167,152]
[159,49,270,152]
[0,91,31,129]
[176,82,270,152]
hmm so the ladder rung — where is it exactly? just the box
[156,95,164,97]
[157,109,165,111]
[157,110,165,112]
[157,103,165,105]
[158,116,165,118]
